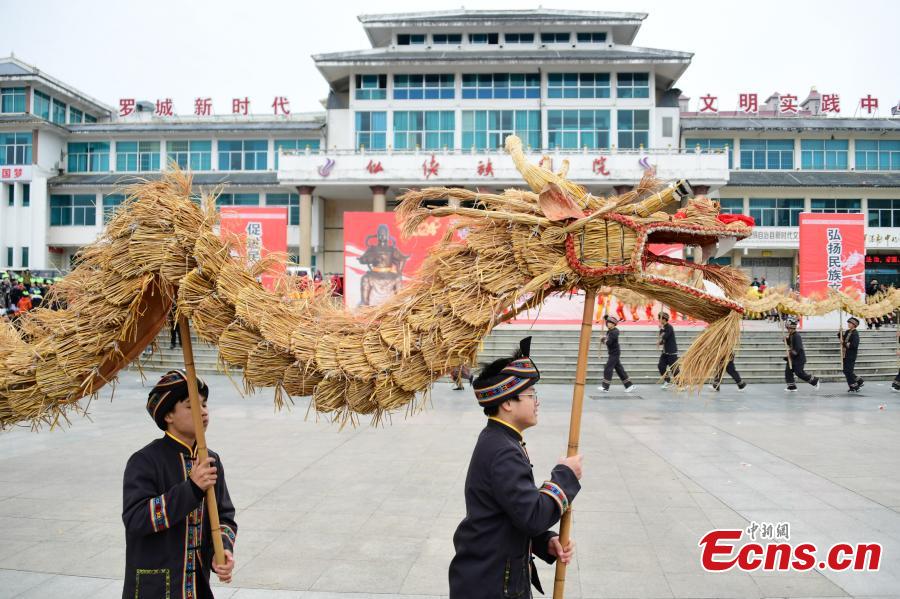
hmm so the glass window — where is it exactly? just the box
[504,33,534,43]
[547,110,610,149]
[739,139,794,170]
[84,113,97,123]
[547,73,611,99]
[540,32,570,44]
[616,73,650,99]
[116,141,160,172]
[216,193,259,207]
[50,194,96,226]
[67,142,109,172]
[355,112,387,150]
[69,107,83,124]
[685,138,734,169]
[217,140,267,170]
[51,98,66,125]
[355,75,387,101]
[33,91,50,120]
[577,32,607,43]
[856,140,900,171]
[21,247,28,268]
[749,198,803,227]
[617,110,650,149]
[468,33,499,44]
[811,199,860,213]
[868,199,900,227]
[267,193,299,225]
[5,247,11,266]
[433,33,462,44]
[394,111,454,150]
[461,73,540,99]
[22,183,29,207]
[166,140,212,171]
[1,88,26,113]
[719,199,744,215]
[462,110,540,150]
[397,34,425,45]
[800,139,848,170]
[393,74,454,100]
[0,132,33,165]
[274,139,320,169]
[103,194,125,223]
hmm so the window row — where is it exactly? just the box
[396,31,608,46]
[355,109,650,150]
[719,198,900,227]
[65,139,321,172]
[685,138,900,171]
[354,72,650,101]
[51,192,304,226]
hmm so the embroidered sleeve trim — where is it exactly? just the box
[149,494,169,532]
[539,480,569,514]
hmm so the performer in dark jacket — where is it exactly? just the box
[449,337,582,599]
[598,315,635,392]
[712,353,747,391]
[839,317,863,392]
[123,370,237,599]
[657,312,678,388]
[784,318,820,392]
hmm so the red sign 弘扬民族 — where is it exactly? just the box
[799,213,865,297]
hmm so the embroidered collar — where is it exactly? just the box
[488,417,523,441]
[164,431,198,458]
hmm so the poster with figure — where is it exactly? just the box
[799,213,865,297]
[219,207,288,291]
[343,212,454,308]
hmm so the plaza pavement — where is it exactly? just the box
[1,373,899,598]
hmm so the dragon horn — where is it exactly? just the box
[505,135,587,202]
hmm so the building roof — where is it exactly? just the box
[727,171,900,188]
[314,46,692,90]
[66,116,326,135]
[0,55,115,117]
[358,9,647,46]
[48,172,282,188]
[682,117,900,133]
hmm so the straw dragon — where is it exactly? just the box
[1,135,766,428]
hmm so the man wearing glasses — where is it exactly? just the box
[449,337,583,598]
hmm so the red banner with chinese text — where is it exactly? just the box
[219,207,288,291]
[799,213,865,297]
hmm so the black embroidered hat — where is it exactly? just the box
[847,317,860,327]
[146,369,209,430]
[473,337,540,407]
[604,315,619,325]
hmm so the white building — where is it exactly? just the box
[2,9,898,284]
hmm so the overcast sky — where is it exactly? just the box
[4,0,898,117]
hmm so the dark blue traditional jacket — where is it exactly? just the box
[122,433,237,599]
[449,418,580,598]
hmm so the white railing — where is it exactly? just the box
[280,146,731,157]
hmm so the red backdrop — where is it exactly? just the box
[799,212,865,297]
[343,212,455,308]
[219,207,288,290]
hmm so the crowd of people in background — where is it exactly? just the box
[0,270,62,324]
[286,270,344,301]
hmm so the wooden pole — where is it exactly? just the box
[553,287,596,599]
[178,316,226,567]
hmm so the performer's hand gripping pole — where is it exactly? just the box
[553,287,596,598]
[179,316,226,567]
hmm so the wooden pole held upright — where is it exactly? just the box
[553,287,596,599]
[178,316,226,567]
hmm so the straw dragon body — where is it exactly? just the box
[1,135,759,428]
